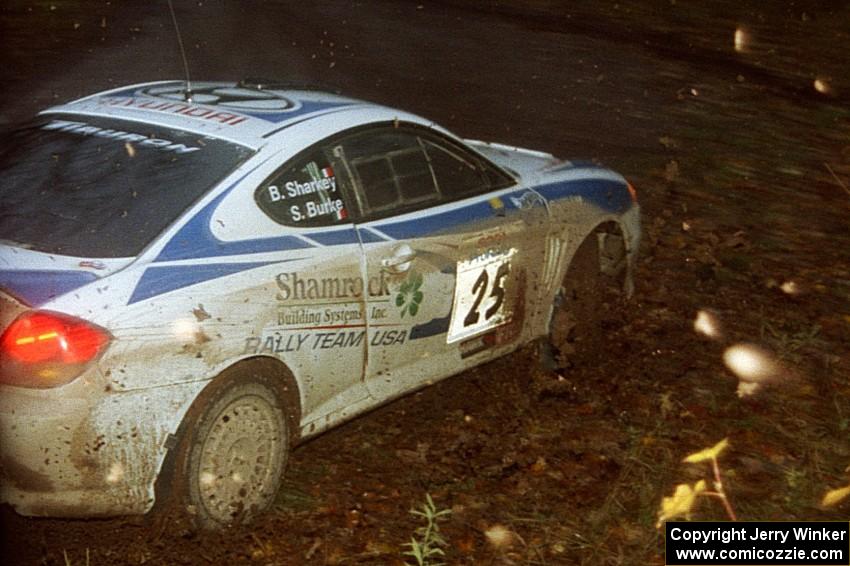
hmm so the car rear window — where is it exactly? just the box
[0,114,253,257]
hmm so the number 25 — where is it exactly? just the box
[463,262,510,327]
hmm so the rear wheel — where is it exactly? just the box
[544,235,604,370]
[172,371,289,529]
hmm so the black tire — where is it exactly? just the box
[171,370,289,529]
[543,234,604,370]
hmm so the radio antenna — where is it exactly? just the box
[167,0,194,102]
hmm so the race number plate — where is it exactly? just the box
[447,249,516,344]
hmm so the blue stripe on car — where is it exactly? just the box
[161,177,627,262]
[128,262,283,305]
[262,105,368,138]
[137,175,628,303]
[156,185,314,262]
[357,228,390,244]
[410,315,451,340]
[533,178,631,215]
[375,198,511,240]
[0,270,98,307]
[303,228,360,246]
[375,179,629,240]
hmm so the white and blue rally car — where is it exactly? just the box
[0,80,640,527]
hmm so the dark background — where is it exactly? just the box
[2,1,849,564]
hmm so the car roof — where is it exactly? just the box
[40,80,433,150]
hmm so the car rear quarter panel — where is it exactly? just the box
[0,372,206,516]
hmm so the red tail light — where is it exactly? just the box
[0,311,111,388]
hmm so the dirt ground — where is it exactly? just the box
[1,1,849,564]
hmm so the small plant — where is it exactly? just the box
[403,493,452,566]
[783,465,807,506]
[63,548,90,566]
[657,438,737,527]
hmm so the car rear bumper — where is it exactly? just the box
[0,376,204,517]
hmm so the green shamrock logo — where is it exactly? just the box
[396,272,424,317]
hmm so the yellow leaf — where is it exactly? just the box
[683,438,729,464]
[656,482,704,527]
[530,457,548,474]
[484,524,515,549]
[822,485,850,507]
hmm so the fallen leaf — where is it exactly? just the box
[484,524,515,550]
[659,136,678,149]
[720,231,749,249]
[456,535,476,553]
[737,381,761,398]
[304,538,322,560]
[656,480,706,527]
[364,540,395,555]
[530,457,548,474]
[822,485,850,507]
[683,439,729,464]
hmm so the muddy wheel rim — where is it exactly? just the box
[196,393,283,524]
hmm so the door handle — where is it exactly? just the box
[381,244,417,273]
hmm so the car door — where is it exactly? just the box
[246,146,370,423]
[328,125,548,401]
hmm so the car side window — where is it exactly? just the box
[335,130,440,216]
[255,149,350,226]
[421,138,489,199]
